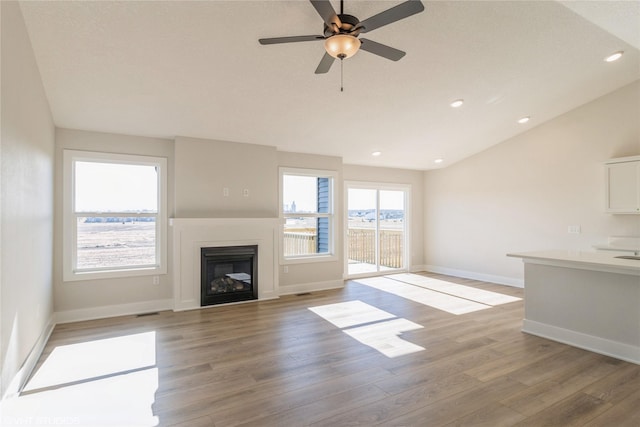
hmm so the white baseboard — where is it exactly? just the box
[410,264,428,273]
[54,298,173,324]
[423,265,524,288]
[2,316,55,400]
[173,296,281,312]
[278,279,344,296]
[523,319,640,365]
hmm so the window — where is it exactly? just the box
[63,150,167,281]
[280,168,337,263]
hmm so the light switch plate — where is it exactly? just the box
[568,225,581,234]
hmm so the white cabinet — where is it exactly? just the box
[606,156,640,214]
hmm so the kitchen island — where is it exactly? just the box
[507,250,640,364]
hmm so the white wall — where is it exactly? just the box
[53,129,174,319]
[343,164,425,272]
[1,1,55,397]
[424,80,640,286]
[174,136,278,218]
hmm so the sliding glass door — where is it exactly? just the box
[346,183,408,277]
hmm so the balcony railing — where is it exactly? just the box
[283,228,403,268]
[348,228,403,268]
[283,231,316,256]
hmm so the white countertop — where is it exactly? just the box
[507,250,640,276]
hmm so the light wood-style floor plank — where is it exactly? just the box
[16,272,640,426]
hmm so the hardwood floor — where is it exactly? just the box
[15,273,640,426]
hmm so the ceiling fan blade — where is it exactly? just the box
[309,0,342,31]
[359,38,406,61]
[358,0,424,33]
[259,35,324,45]
[315,52,335,74]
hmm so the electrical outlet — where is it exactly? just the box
[243,188,249,197]
[152,276,160,285]
[568,225,581,234]
[223,187,229,197]
[283,266,289,273]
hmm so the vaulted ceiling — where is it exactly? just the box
[19,1,640,170]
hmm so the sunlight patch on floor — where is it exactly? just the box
[1,332,159,427]
[355,276,492,315]
[2,368,159,426]
[344,318,425,358]
[388,273,522,306]
[308,300,396,328]
[309,300,424,358]
[24,331,156,392]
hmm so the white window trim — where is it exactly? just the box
[63,149,168,282]
[279,167,338,265]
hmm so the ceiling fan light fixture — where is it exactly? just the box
[324,34,361,59]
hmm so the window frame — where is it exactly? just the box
[279,167,338,265]
[63,149,167,282]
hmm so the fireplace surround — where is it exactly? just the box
[201,245,258,306]
[170,218,279,311]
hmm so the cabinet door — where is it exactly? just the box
[606,161,639,213]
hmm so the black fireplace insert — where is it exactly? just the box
[201,245,258,306]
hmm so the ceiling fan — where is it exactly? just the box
[258,0,425,74]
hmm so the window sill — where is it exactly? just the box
[281,254,338,265]
[63,265,166,282]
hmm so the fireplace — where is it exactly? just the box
[201,245,258,306]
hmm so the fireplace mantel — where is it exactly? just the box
[170,218,280,311]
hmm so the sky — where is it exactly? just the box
[283,175,405,213]
[348,188,405,211]
[75,162,158,212]
[283,175,318,213]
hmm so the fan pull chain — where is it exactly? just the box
[340,58,344,92]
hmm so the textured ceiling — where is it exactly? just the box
[19,1,640,170]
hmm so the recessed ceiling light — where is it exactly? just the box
[605,51,624,62]
[434,158,444,164]
[371,151,382,157]
[450,99,464,108]
[517,116,530,124]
